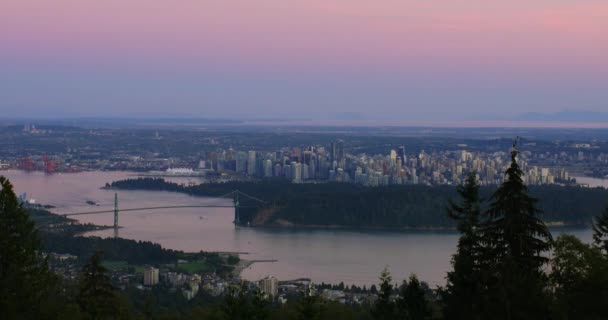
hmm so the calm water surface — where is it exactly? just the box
[2,170,597,286]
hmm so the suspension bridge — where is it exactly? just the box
[52,190,265,232]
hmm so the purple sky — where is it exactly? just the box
[1,1,607,120]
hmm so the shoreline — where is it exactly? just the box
[242,221,589,233]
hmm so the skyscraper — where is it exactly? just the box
[247,151,257,176]
[330,140,345,168]
[398,146,406,167]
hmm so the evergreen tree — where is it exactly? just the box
[396,274,430,320]
[298,295,322,320]
[372,267,396,320]
[0,176,57,319]
[480,140,552,319]
[550,234,608,319]
[442,171,483,319]
[222,284,254,320]
[77,251,128,319]
[592,205,608,253]
[250,289,270,320]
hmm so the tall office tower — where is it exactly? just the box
[302,163,309,180]
[263,159,273,177]
[398,146,406,166]
[337,140,345,167]
[303,151,313,166]
[247,151,257,176]
[390,149,397,162]
[309,160,316,179]
[236,151,247,172]
[292,162,302,183]
[284,164,292,179]
[330,141,337,164]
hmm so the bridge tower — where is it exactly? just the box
[233,190,240,225]
[113,193,118,229]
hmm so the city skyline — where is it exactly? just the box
[1,1,607,120]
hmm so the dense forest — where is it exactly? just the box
[39,232,234,275]
[109,178,608,229]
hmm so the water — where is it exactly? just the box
[1,170,595,286]
[574,176,608,188]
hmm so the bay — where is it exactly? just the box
[1,170,594,286]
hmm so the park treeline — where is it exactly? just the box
[108,178,608,229]
[39,231,234,273]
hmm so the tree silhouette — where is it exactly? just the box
[593,206,608,253]
[396,274,430,320]
[480,140,552,319]
[0,176,56,318]
[77,251,126,319]
[442,171,483,319]
[372,267,396,320]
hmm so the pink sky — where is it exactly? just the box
[2,0,607,72]
[1,1,607,119]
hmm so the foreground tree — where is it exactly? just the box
[77,251,130,319]
[372,267,396,320]
[396,274,430,320]
[593,205,608,253]
[0,176,58,318]
[480,140,553,319]
[442,171,483,319]
[550,234,608,319]
[298,295,322,320]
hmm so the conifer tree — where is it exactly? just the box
[480,139,552,319]
[397,274,430,320]
[77,251,125,319]
[298,295,322,320]
[442,171,483,319]
[592,205,608,253]
[250,289,270,320]
[0,176,57,318]
[372,267,396,320]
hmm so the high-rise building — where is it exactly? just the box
[258,276,279,298]
[144,266,159,286]
[337,140,345,168]
[247,151,257,176]
[236,151,248,172]
[390,149,397,162]
[398,146,406,166]
[263,159,273,177]
[292,162,302,183]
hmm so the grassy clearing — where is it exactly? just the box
[177,261,212,274]
[102,260,129,271]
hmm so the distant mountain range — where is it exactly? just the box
[513,111,608,122]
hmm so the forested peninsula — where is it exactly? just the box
[108,178,608,229]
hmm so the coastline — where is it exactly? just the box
[242,221,589,233]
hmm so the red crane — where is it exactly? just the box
[43,155,57,174]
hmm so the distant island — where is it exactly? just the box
[107,178,608,230]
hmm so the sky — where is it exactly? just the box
[1,0,607,120]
